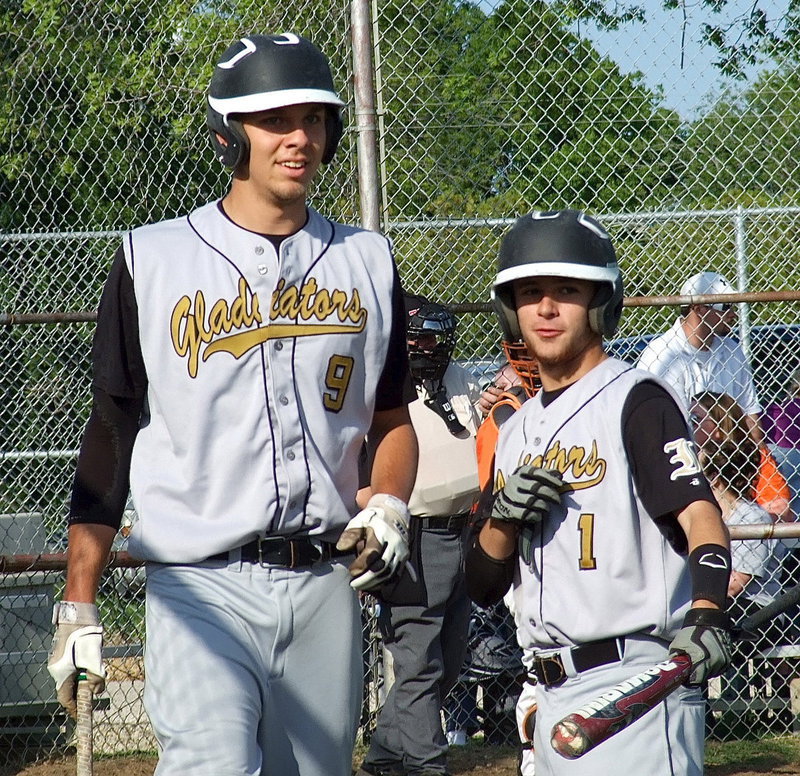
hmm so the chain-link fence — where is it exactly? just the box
[2,0,800,769]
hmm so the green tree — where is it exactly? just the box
[682,63,800,206]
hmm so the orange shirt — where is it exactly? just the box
[476,386,529,492]
[756,448,792,522]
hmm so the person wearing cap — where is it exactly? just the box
[356,293,482,776]
[636,271,764,444]
[46,33,418,776]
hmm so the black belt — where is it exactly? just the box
[417,513,470,532]
[531,637,624,687]
[208,537,349,569]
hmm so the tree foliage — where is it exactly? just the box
[377,0,684,222]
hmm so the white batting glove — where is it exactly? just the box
[47,601,106,718]
[336,493,410,591]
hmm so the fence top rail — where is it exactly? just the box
[3,205,800,242]
[4,290,800,326]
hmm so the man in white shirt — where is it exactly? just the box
[636,271,763,443]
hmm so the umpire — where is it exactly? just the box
[356,294,482,776]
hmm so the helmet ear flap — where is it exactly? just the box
[587,277,624,337]
[322,108,343,164]
[491,285,521,342]
[207,106,249,169]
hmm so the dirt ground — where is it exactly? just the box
[2,746,800,776]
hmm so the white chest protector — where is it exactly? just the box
[125,202,397,562]
[406,363,481,517]
[495,358,693,650]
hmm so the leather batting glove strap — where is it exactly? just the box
[491,467,563,526]
[336,493,410,591]
[669,607,732,687]
[47,601,106,718]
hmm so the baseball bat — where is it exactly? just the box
[551,580,800,760]
[76,672,93,776]
[0,551,142,573]
[550,653,692,759]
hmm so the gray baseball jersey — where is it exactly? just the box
[495,358,703,651]
[121,201,401,562]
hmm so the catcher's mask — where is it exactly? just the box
[492,209,623,340]
[207,33,345,169]
[404,294,457,384]
[502,340,541,396]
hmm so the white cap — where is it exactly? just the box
[680,271,735,298]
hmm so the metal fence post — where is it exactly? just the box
[351,0,382,233]
[735,204,753,359]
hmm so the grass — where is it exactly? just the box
[705,734,800,770]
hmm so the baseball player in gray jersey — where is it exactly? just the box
[465,210,732,774]
[47,33,418,776]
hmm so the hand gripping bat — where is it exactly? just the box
[550,581,800,759]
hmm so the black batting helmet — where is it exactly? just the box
[491,209,623,339]
[207,33,345,169]
[404,293,457,383]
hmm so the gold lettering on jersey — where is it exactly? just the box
[171,278,262,377]
[493,440,607,493]
[521,440,606,491]
[269,278,365,326]
[170,277,366,377]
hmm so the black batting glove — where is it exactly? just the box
[491,466,564,526]
[669,607,732,686]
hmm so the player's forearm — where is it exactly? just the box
[367,406,418,502]
[64,523,118,602]
[465,520,517,607]
[677,500,731,610]
[478,517,518,560]
[677,500,730,553]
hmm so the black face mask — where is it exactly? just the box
[424,384,466,435]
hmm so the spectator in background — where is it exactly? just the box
[637,272,792,521]
[687,390,792,523]
[764,367,800,517]
[763,369,800,631]
[637,271,764,444]
[690,392,783,615]
[690,391,785,697]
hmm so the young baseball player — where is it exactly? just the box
[465,209,732,775]
[46,33,418,776]
[356,293,481,776]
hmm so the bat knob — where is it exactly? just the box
[550,717,589,759]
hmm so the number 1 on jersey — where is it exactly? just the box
[577,513,597,570]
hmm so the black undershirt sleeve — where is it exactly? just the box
[69,390,143,528]
[623,380,717,553]
[69,248,147,527]
[374,261,416,411]
[91,247,147,397]
[464,538,516,608]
